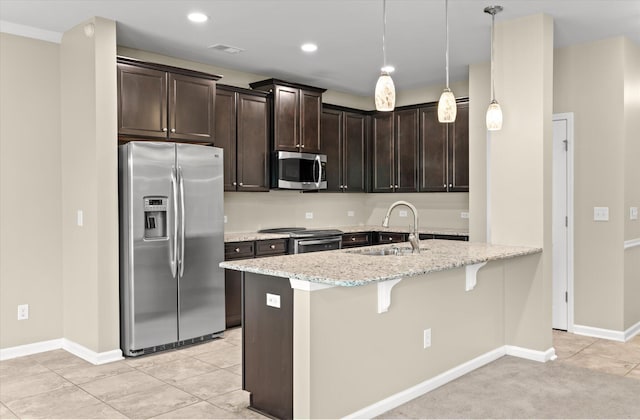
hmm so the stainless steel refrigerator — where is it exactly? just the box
[119,141,225,356]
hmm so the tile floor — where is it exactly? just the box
[1,329,639,419]
[0,327,266,419]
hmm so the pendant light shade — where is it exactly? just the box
[485,5,503,131]
[486,99,503,131]
[438,0,456,123]
[375,71,396,112]
[375,0,395,112]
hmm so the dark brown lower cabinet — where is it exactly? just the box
[374,232,408,244]
[243,272,293,420]
[224,270,242,328]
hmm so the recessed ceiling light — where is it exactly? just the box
[188,12,208,23]
[301,43,318,53]
[381,65,395,73]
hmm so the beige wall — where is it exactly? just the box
[0,33,63,348]
[623,38,640,329]
[293,254,547,418]
[60,18,119,352]
[554,37,626,331]
[224,191,469,233]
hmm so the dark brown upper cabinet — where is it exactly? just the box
[117,57,220,143]
[370,109,419,193]
[321,105,368,193]
[215,85,270,192]
[419,101,469,192]
[249,79,325,153]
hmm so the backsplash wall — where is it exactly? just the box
[224,191,469,233]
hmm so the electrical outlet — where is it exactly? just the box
[423,328,431,348]
[461,212,469,219]
[631,207,638,221]
[593,207,609,221]
[305,212,313,219]
[347,210,355,217]
[266,293,281,308]
[17,304,29,320]
[77,210,83,227]
[399,210,408,217]
[224,215,228,224]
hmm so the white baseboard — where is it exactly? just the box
[573,324,627,342]
[505,345,556,362]
[61,339,123,365]
[0,338,63,361]
[624,320,640,341]
[343,344,555,419]
[0,338,122,365]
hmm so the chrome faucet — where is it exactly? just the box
[382,200,420,253]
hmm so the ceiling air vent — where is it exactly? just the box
[208,44,244,54]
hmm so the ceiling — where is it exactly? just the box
[1,1,639,96]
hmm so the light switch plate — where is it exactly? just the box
[305,212,313,219]
[593,207,609,221]
[460,212,469,219]
[423,328,432,349]
[266,293,281,308]
[631,207,638,221]
[77,210,83,227]
[399,210,408,217]
[347,210,355,217]
[224,215,227,224]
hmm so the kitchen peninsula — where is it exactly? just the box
[220,240,552,419]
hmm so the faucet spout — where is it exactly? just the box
[381,201,420,253]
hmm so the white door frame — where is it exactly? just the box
[552,113,575,332]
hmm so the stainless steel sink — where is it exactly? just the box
[345,247,429,256]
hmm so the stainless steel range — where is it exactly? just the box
[258,227,343,254]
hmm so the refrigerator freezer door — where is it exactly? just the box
[176,144,225,340]
[120,142,178,353]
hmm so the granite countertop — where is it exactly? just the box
[224,225,469,243]
[220,240,541,287]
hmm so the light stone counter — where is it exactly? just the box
[220,240,540,287]
[223,225,468,243]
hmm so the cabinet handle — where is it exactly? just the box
[301,144,305,148]
[162,128,168,132]
[295,144,300,147]
[390,185,393,188]
[443,184,446,187]
[344,185,348,189]
[351,237,356,241]
[449,184,452,188]
[340,185,343,189]
[395,185,399,188]
[232,182,237,186]
[234,248,240,253]
[270,244,276,249]
[239,182,244,186]
[171,128,176,133]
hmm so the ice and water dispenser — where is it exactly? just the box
[143,196,168,239]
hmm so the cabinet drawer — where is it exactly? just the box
[255,239,288,257]
[341,232,371,248]
[376,232,407,244]
[225,241,255,260]
[434,234,469,241]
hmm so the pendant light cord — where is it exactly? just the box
[445,0,449,88]
[490,11,495,101]
[382,0,387,68]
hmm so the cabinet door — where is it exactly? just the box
[343,112,367,192]
[237,93,270,191]
[448,102,469,192]
[225,269,242,328]
[419,106,448,192]
[273,85,299,151]
[371,113,395,193]
[395,109,419,192]
[117,63,167,139]
[215,89,237,191]
[169,73,216,142]
[321,109,343,192]
[300,89,322,153]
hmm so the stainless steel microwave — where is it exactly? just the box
[273,151,327,190]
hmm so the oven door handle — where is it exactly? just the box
[296,238,340,246]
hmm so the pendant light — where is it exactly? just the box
[485,5,503,131]
[437,0,456,123]
[375,0,395,112]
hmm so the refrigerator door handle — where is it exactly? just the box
[178,166,186,278]
[170,166,178,278]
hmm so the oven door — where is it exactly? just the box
[277,151,327,190]
[293,237,341,254]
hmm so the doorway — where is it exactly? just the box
[552,113,574,331]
